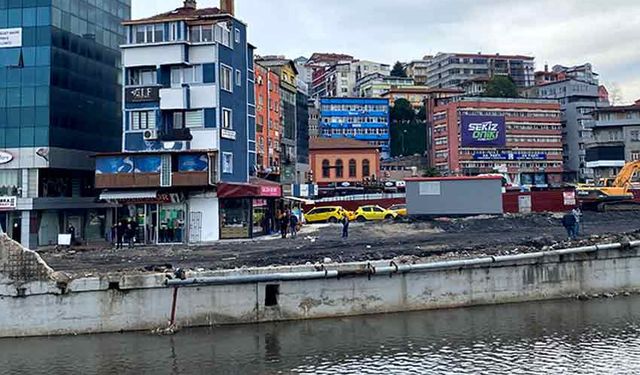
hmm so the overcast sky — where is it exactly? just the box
[132,0,640,104]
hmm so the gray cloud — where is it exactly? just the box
[133,0,640,103]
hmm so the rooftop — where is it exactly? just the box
[381,86,464,95]
[436,52,534,61]
[310,138,379,151]
[596,103,640,113]
[123,4,226,25]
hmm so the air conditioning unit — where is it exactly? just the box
[143,129,158,140]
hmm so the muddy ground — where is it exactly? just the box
[40,211,640,276]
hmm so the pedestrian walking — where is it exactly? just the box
[562,212,577,240]
[67,224,76,246]
[572,207,582,237]
[126,222,135,249]
[341,215,350,239]
[289,212,299,239]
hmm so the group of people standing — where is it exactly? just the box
[279,209,300,239]
[110,219,139,249]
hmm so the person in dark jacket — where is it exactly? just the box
[562,212,577,240]
[280,210,289,239]
[341,215,350,239]
[116,221,125,249]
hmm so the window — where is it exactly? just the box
[362,159,370,177]
[349,159,357,177]
[185,110,204,128]
[221,65,233,92]
[632,131,640,142]
[128,68,156,86]
[235,28,240,43]
[222,152,233,174]
[173,112,184,129]
[130,111,156,130]
[133,24,164,44]
[190,24,214,43]
[171,65,203,86]
[335,159,344,178]
[322,160,330,178]
[222,108,233,129]
[235,70,241,86]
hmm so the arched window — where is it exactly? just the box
[349,159,357,178]
[335,159,344,178]
[322,160,330,178]
[362,159,370,177]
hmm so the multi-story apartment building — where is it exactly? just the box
[253,56,299,184]
[355,73,414,98]
[254,61,282,180]
[426,52,535,89]
[312,58,389,98]
[428,97,563,187]
[586,101,640,179]
[405,57,432,85]
[320,97,390,159]
[94,0,283,243]
[293,56,312,89]
[528,63,604,180]
[308,98,320,138]
[296,78,310,182]
[0,0,129,247]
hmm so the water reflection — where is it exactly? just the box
[1,297,640,374]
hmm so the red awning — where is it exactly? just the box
[217,178,282,199]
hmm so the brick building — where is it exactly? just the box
[309,138,380,186]
[428,97,564,187]
[254,62,282,179]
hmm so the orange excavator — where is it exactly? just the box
[576,161,640,211]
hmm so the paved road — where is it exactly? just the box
[40,211,640,275]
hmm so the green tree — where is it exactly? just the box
[390,98,415,123]
[421,167,441,178]
[484,75,519,98]
[390,61,407,77]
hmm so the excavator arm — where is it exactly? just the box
[612,160,640,189]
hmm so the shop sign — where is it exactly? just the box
[0,28,21,48]
[473,152,546,161]
[221,129,237,140]
[125,86,159,103]
[461,115,506,147]
[260,186,281,197]
[563,191,576,206]
[0,151,13,164]
[0,196,17,210]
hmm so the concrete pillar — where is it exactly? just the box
[20,210,31,249]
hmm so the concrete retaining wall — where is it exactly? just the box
[1,244,640,337]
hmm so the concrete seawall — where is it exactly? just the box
[2,239,640,338]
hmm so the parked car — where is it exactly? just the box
[353,205,398,222]
[388,204,407,217]
[304,206,345,223]
[340,208,356,221]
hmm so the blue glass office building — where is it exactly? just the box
[320,97,390,159]
[0,0,130,247]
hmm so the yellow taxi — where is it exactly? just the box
[304,206,345,223]
[341,208,357,221]
[388,204,407,217]
[353,205,398,222]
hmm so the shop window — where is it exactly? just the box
[158,205,185,244]
[220,198,251,239]
[322,160,330,178]
[0,170,20,196]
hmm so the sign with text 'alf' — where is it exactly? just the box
[461,115,506,148]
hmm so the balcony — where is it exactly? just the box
[123,44,186,67]
[160,128,193,142]
[190,84,217,108]
[172,171,209,186]
[96,173,160,189]
[160,86,188,110]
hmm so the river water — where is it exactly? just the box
[2,296,640,374]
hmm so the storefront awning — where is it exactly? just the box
[99,190,158,201]
[283,196,314,205]
[217,178,282,199]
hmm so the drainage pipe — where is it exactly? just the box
[166,241,640,287]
